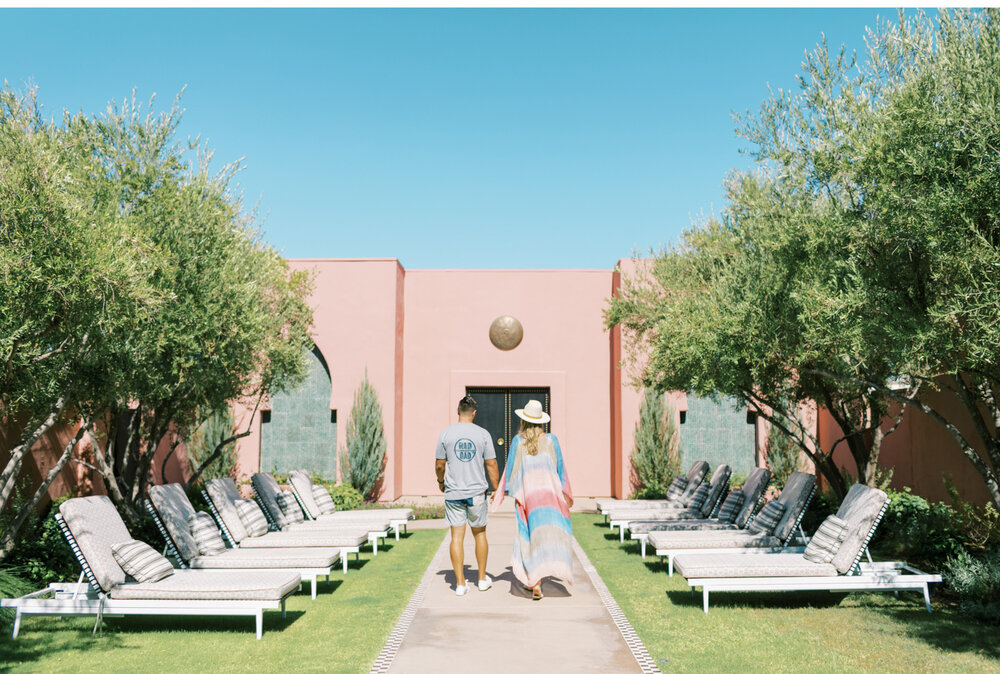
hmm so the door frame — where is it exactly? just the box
[450,370,567,446]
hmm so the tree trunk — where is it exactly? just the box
[0,424,85,561]
[0,395,67,517]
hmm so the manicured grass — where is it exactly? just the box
[572,513,1000,672]
[0,528,445,673]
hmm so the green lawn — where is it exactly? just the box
[0,528,445,673]
[572,513,1000,673]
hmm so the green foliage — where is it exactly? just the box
[0,567,34,630]
[944,548,1000,623]
[608,10,1000,506]
[630,389,681,497]
[0,84,315,540]
[185,407,238,486]
[766,422,801,487]
[340,374,387,501]
[944,478,1000,550]
[3,496,79,587]
[326,484,364,511]
[872,488,967,566]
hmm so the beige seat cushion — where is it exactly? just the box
[109,569,301,601]
[648,529,781,550]
[188,547,340,569]
[237,529,368,548]
[674,553,839,579]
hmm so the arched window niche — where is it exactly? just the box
[260,344,337,478]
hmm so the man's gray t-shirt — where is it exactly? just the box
[436,422,496,499]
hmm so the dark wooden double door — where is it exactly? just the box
[466,387,550,490]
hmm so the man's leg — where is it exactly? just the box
[471,525,488,582]
[450,524,467,588]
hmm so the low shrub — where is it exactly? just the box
[873,488,966,566]
[944,548,1000,623]
[632,485,669,500]
[0,567,34,630]
[325,484,364,511]
[4,495,80,587]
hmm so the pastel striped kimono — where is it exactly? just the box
[494,433,574,587]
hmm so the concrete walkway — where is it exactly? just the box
[373,506,658,674]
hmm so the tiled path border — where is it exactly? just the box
[370,531,661,674]
[369,534,450,673]
[572,538,662,674]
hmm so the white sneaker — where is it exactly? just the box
[455,584,468,596]
[478,576,493,592]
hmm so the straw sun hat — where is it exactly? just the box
[514,399,550,425]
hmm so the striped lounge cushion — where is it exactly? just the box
[687,483,711,511]
[187,512,226,556]
[312,485,337,515]
[747,499,786,535]
[804,515,850,564]
[111,540,174,583]
[716,490,745,524]
[666,476,688,501]
[277,491,305,524]
[234,499,270,537]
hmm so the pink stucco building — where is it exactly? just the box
[234,258,664,499]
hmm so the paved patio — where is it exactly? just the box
[371,505,658,673]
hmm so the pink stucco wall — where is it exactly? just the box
[235,259,404,489]
[400,268,616,497]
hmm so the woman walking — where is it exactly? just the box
[491,399,574,599]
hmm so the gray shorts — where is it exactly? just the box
[445,493,488,528]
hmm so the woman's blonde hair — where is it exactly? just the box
[518,420,546,455]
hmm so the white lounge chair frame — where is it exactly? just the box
[0,514,291,640]
[144,499,345,590]
[285,475,410,542]
[683,501,943,613]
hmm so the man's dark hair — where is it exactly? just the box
[458,394,478,414]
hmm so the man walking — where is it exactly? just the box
[435,394,499,596]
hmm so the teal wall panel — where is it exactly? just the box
[680,394,757,478]
[260,347,338,478]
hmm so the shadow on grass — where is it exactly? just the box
[0,608,306,669]
[0,617,119,671]
[346,558,371,572]
[313,578,344,596]
[664,588,845,611]
[862,594,1000,660]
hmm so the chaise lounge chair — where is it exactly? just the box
[673,484,942,613]
[647,471,816,573]
[202,479,374,555]
[628,467,773,557]
[607,462,722,542]
[146,483,347,593]
[0,495,299,639]
[595,460,711,518]
[285,470,413,541]
[252,472,411,543]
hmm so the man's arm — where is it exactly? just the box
[485,459,499,492]
[435,459,447,493]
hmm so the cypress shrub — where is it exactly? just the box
[630,388,681,498]
[340,373,387,501]
[186,407,238,485]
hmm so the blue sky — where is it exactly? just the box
[2,8,892,269]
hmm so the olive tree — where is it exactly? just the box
[0,88,155,557]
[68,93,314,524]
